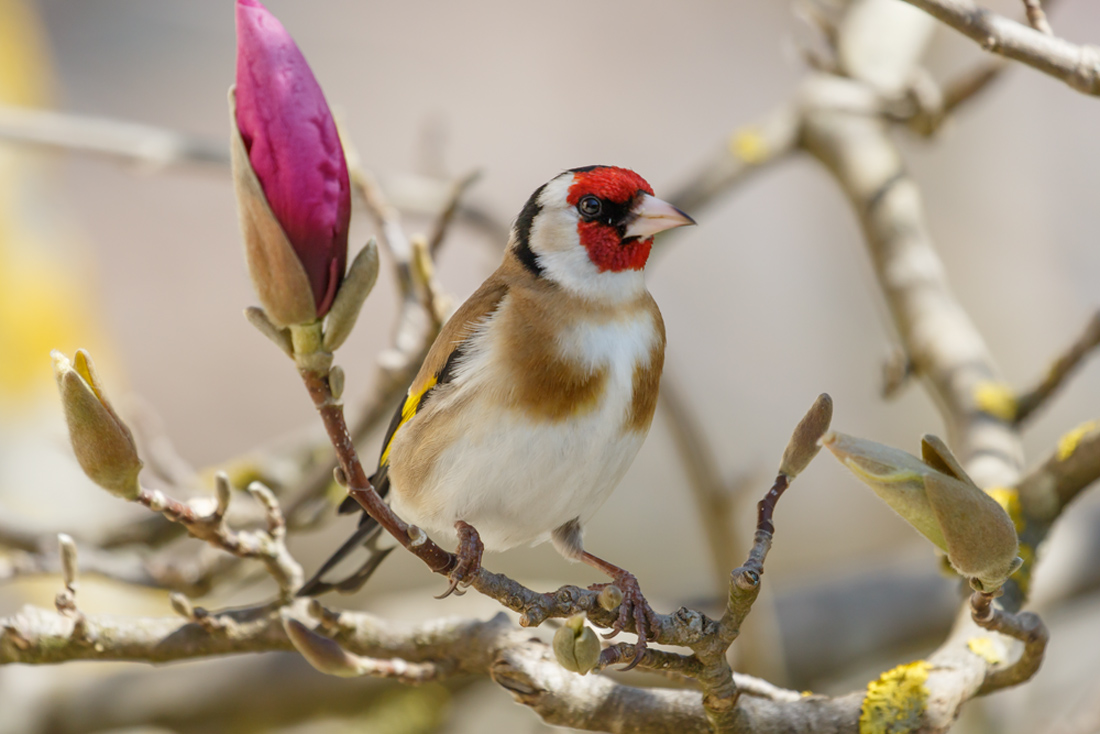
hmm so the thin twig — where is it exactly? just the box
[134,475,303,599]
[970,591,1049,694]
[898,0,1099,96]
[658,377,742,594]
[426,169,482,257]
[1022,0,1053,35]
[666,106,801,215]
[1015,311,1100,425]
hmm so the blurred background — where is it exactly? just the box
[1,0,1098,732]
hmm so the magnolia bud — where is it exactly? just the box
[52,350,143,499]
[824,431,1021,591]
[284,618,364,678]
[779,393,833,479]
[552,614,601,675]
[232,0,350,327]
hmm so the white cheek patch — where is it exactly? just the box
[529,177,647,304]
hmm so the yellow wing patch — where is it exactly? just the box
[379,375,438,466]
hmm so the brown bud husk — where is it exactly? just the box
[229,88,318,329]
[553,614,601,675]
[824,431,1020,591]
[52,350,143,499]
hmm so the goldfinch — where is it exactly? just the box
[301,165,694,650]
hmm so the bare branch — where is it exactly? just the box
[0,105,228,169]
[1017,420,1100,523]
[800,74,1025,492]
[658,376,743,594]
[666,106,801,215]
[133,475,303,599]
[970,591,1049,694]
[1015,311,1100,424]
[426,169,482,257]
[898,0,1100,96]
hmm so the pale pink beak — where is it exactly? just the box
[624,194,696,239]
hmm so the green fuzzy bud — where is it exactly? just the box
[553,614,601,675]
[824,431,1021,591]
[52,349,143,500]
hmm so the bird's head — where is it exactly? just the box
[510,166,695,302]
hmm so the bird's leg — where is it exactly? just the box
[436,520,483,599]
[581,551,659,669]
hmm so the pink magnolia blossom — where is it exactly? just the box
[235,0,350,317]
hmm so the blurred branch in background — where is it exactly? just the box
[0,104,228,170]
[899,0,1100,96]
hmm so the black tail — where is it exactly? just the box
[297,515,396,596]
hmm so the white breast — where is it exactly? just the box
[388,307,660,553]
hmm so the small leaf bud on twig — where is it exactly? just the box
[58,533,79,593]
[169,592,196,620]
[243,306,294,357]
[328,365,345,401]
[597,585,624,612]
[214,471,232,519]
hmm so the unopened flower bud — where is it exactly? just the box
[824,431,1020,591]
[779,393,833,479]
[52,349,143,499]
[284,618,364,678]
[232,0,350,327]
[552,614,601,675]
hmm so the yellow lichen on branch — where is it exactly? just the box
[1057,421,1099,461]
[973,381,1017,422]
[860,660,931,734]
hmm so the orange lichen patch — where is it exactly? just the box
[860,661,931,734]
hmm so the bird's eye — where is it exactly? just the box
[577,195,602,218]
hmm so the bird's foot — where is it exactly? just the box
[436,520,483,599]
[588,570,659,671]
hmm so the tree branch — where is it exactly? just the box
[898,0,1100,96]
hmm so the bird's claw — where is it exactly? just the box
[589,571,659,670]
[436,520,483,599]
